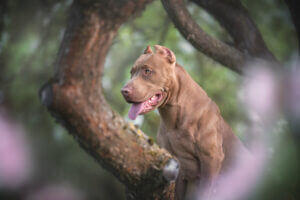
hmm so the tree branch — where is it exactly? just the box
[191,0,277,61]
[40,1,177,199]
[161,0,245,73]
[161,0,280,73]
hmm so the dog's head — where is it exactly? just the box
[121,45,176,120]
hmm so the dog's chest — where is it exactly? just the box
[162,128,200,180]
[165,129,195,155]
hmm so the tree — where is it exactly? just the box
[40,0,299,199]
[39,1,175,199]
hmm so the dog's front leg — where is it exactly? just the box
[199,155,223,199]
[197,131,224,199]
[175,169,187,200]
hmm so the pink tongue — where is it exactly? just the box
[128,103,144,120]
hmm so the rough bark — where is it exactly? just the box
[40,1,176,199]
[161,0,279,73]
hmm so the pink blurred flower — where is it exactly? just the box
[0,113,32,188]
[197,144,267,200]
[239,64,279,121]
[26,184,84,200]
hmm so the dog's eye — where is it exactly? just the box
[144,68,152,76]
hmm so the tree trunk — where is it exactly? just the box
[40,1,176,199]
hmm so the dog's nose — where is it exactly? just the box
[121,86,132,96]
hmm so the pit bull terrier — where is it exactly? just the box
[121,45,245,199]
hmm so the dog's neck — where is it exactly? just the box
[158,64,209,129]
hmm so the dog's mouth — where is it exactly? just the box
[128,93,163,120]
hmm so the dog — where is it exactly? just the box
[121,45,246,199]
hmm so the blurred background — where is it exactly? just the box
[0,0,299,199]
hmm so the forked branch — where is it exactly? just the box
[161,0,279,73]
[191,0,277,61]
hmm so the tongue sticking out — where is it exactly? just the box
[128,102,144,120]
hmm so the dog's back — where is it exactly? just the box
[158,63,244,199]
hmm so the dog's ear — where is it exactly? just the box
[154,45,176,64]
[144,45,153,54]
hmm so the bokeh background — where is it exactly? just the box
[0,0,299,199]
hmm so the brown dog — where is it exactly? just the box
[121,45,245,199]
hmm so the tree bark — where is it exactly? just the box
[40,1,176,199]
